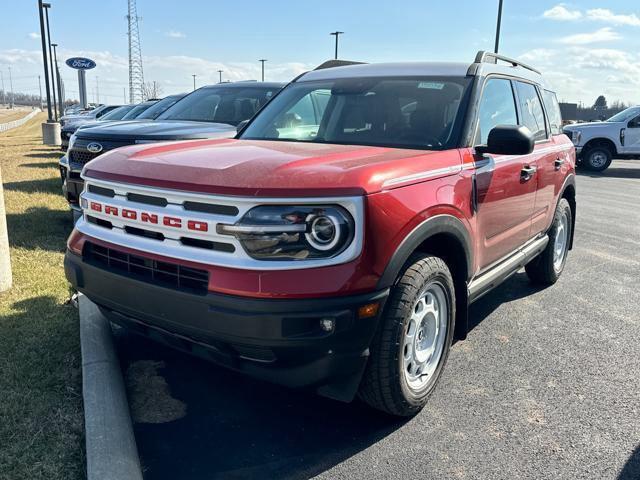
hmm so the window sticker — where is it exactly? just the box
[418,82,445,90]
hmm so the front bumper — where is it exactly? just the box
[64,250,388,401]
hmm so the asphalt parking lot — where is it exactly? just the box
[115,159,640,480]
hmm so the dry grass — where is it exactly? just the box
[0,107,32,124]
[0,113,84,479]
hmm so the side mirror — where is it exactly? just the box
[476,125,534,156]
[236,119,249,134]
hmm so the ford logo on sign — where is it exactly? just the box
[86,142,103,153]
[65,57,96,70]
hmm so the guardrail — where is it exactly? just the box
[0,109,41,133]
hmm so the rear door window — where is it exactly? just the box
[542,90,563,135]
[515,82,547,141]
[477,78,518,144]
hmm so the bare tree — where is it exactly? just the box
[141,81,163,100]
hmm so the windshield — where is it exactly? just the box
[121,102,156,120]
[157,86,279,125]
[136,95,183,120]
[240,77,471,150]
[100,105,136,121]
[607,107,640,122]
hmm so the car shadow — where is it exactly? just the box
[6,207,73,252]
[2,177,62,195]
[115,330,407,480]
[20,161,60,169]
[618,444,640,480]
[114,271,547,480]
[577,166,640,180]
[23,152,64,160]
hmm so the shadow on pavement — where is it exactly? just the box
[577,164,640,180]
[618,445,640,480]
[114,270,549,480]
[115,331,406,480]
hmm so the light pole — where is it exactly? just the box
[0,71,4,106]
[494,0,504,54]
[38,75,43,108]
[192,74,196,91]
[43,3,58,119]
[259,59,267,82]
[51,43,63,113]
[330,31,344,59]
[218,70,223,83]
[7,67,14,108]
[96,76,100,103]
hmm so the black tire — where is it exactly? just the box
[525,198,572,285]
[358,254,455,417]
[582,145,612,172]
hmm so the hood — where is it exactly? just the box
[75,120,236,141]
[83,139,462,197]
[564,121,619,131]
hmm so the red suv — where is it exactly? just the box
[65,51,576,416]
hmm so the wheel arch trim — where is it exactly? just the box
[376,214,474,290]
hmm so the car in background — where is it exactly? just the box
[60,95,188,149]
[60,104,121,128]
[563,105,640,171]
[60,82,284,217]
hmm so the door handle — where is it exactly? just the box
[521,165,537,181]
[554,158,565,170]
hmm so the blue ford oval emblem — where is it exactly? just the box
[65,57,97,70]
[87,142,103,153]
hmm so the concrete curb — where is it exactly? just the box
[79,294,143,480]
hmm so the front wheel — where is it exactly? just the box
[525,198,572,285]
[358,254,455,416]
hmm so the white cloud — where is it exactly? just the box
[517,47,640,104]
[586,8,640,27]
[559,27,621,45]
[28,32,41,39]
[543,4,582,21]
[165,30,186,39]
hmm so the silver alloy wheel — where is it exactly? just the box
[589,151,607,168]
[402,282,448,391]
[553,211,569,272]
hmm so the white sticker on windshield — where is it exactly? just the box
[418,82,445,90]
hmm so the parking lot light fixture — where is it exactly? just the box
[218,70,223,83]
[330,31,344,59]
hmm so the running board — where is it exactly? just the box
[467,235,549,304]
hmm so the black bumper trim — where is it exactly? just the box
[65,250,389,401]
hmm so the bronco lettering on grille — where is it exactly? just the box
[88,201,209,232]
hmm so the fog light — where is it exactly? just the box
[320,318,335,332]
[358,302,379,319]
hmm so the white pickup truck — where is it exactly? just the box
[563,106,640,171]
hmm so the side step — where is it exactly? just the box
[467,235,549,304]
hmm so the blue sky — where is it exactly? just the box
[1,0,639,105]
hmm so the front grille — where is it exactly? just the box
[69,149,101,166]
[84,242,210,295]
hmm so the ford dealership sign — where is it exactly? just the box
[65,57,96,70]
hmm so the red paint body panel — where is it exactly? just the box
[84,139,457,197]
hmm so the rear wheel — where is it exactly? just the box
[582,145,612,171]
[358,254,455,417]
[525,198,572,285]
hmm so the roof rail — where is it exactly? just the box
[314,59,366,70]
[473,50,541,75]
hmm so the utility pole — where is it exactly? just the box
[494,0,504,54]
[43,3,57,119]
[192,74,196,91]
[0,71,4,106]
[51,43,63,114]
[330,31,344,59]
[37,0,59,146]
[259,59,267,82]
[127,0,145,103]
[38,75,43,108]
[7,67,13,108]
[218,70,223,83]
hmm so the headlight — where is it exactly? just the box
[218,205,355,260]
[68,133,77,151]
[568,130,581,145]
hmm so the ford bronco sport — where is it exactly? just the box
[65,52,576,416]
